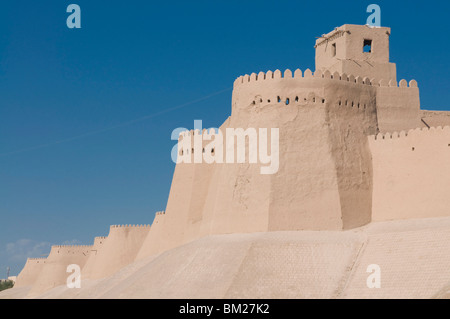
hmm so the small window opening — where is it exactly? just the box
[363,39,372,53]
[331,43,336,57]
[285,98,290,105]
[412,147,415,151]
[277,96,281,103]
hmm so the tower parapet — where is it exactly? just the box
[232,65,419,133]
[315,24,397,82]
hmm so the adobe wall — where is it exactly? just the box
[189,69,341,235]
[28,245,92,297]
[137,130,220,257]
[135,212,167,260]
[229,69,380,230]
[14,258,46,288]
[87,225,149,280]
[321,72,378,229]
[81,236,107,279]
[376,80,421,133]
[10,24,450,297]
[137,68,387,258]
[166,129,221,249]
[369,126,450,221]
[265,95,343,231]
[198,109,274,235]
[420,110,450,128]
[136,68,423,262]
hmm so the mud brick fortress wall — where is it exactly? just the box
[12,24,450,296]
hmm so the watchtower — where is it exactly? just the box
[315,24,397,82]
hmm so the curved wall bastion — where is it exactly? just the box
[5,23,450,299]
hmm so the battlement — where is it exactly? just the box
[51,245,92,248]
[233,69,417,89]
[152,211,166,227]
[27,258,46,261]
[231,68,419,130]
[178,128,219,140]
[92,236,107,248]
[48,245,93,256]
[176,128,225,161]
[110,224,151,228]
[370,125,450,141]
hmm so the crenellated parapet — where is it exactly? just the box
[369,125,450,141]
[27,257,46,261]
[233,68,417,89]
[178,128,220,140]
[51,245,92,248]
[110,224,151,228]
[151,211,166,227]
[231,68,418,118]
[176,128,225,162]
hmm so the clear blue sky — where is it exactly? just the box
[1,0,449,276]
